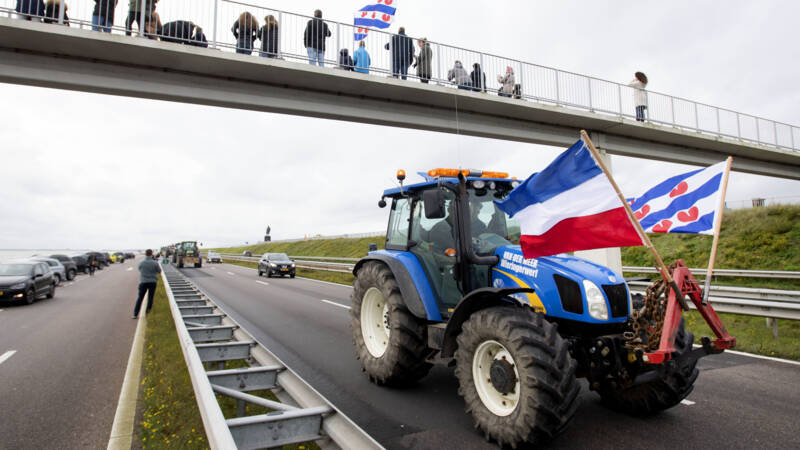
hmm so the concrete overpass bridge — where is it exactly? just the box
[1,4,799,180]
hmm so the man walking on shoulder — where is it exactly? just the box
[133,249,161,319]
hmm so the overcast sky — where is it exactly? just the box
[2,0,799,249]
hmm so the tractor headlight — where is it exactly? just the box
[10,282,26,289]
[583,280,608,321]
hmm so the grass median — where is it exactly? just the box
[137,278,320,449]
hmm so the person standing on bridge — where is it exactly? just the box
[353,40,371,74]
[258,15,279,58]
[385,27,414,80]
[448,60,471,90]
[303,9,331,66]
[232,12,259,55]
[628,71,649,122]
[43,0,69,25]
[15,0,45,21]
[471,63,487,92]
[125,0,157,36]
[413,38,433,83]
[497,66,515,97]
[132,249,161,319]
[92,0,118,33]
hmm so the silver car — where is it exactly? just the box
[30,257,66,285]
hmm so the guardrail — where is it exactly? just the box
[2,0,798,152]
[624,266,800,280]
[160,264,382,449]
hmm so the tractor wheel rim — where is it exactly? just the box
[361,287,390,358]
[472,340,520,417]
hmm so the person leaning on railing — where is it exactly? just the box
[385,26,414,80]
[497,66,515,97]
[448,60,471,90]
[628,71,649,122]
[353,40,371,74]
[303,9,331,67]
[257,15,279,58]
[232,12,259,55]
[470,63,487,92]
[43,0,69,25]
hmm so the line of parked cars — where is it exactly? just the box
[0,251,137,305]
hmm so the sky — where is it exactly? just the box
[1,0,799,249]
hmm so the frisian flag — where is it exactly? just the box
[353,0,397,41]
[630,161,726,234]
[496,140,644,259]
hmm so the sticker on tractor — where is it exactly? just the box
[499,251,539,278]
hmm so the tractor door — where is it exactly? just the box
[409,189,462,311]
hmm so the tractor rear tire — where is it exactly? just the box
[597,319,698,415]
[350,261,431,386]
[454,306,580,448]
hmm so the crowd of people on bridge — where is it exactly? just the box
[11,2,649,118]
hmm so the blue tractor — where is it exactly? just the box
[350,169,730,447]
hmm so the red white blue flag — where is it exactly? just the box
[496,140,644,259]
[354,0,397,41]
[630,162,726,234]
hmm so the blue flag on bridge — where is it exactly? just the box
[353,0,397,41]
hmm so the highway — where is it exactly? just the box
[0,261,139,449]
[181,263,800,449]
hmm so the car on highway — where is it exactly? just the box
[70,254,89,273]
[243,250,253,257]
[30,257,66,285]
[0,261,56,304]
[257,253,296,278]
[49,254,79,280]
[101,252,111,266]
[206,251,222,263]
[111,252,125,263]
[124,252,135,260]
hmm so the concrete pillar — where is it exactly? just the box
[574,145,624,275]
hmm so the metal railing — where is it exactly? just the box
[160,264,381,449]
[2,0,798,152]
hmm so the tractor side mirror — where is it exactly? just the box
[368,243,378,252]
[423,189,446,219]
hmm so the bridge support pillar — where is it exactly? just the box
[575,142,624,276]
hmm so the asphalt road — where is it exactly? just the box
[181,263,800,450]
[0,261,140,450]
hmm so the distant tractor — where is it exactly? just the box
[350,169,735,448]
[176,241,202,268]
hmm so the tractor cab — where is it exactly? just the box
[379,169,521,316]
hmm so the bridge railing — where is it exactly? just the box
[3,0,798,151]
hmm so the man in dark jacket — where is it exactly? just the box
[385,27,414,80]
[15,0,45,20]
[92,0,118,33]
[132,249,161,318]
[303,9,331,67]
[161,20,200,45]
[470,63,487,92]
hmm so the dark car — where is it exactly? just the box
[243,250,253,257]
[258,253,296,278]
[102,252,112,265]
[50,254,79,280]
[124,252,135,260]
[0,261,56,304]
[70,254,89,273]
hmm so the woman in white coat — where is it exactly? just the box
[628,71,648,122]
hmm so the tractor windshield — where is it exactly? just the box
[468,187,521,255]
[182,242,197,249]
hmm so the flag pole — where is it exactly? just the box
[579,130,677,288]
[702,156,733,304]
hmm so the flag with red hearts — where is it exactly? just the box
[354,0,397,41]
[630,161,727,234]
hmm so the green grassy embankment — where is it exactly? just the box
[137,279,318,449]
[216,205,800,359]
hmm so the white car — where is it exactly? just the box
[206,251,222,263]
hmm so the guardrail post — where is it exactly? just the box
[587,77,593,112]
[773,121,778,147]
[237,399,246,417]
[138,0,146,38]
[57,0,65,25]
[555,69,560,105]
[756,118,761,144]
[736,112,741,139]
[212,0,219,49]
[792,126,796,150]
[436,43,442,83]
[766,317,779,339]
[617,83,622,117]
[278,11,283,59]
[716,107,721,134]
[694,102,699,131]
[336,23,341,65]
[670,96,676,126]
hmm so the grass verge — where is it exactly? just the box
[223,259,354,285]
[685,310,800,360]
[138,279,321,449]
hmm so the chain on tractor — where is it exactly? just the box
[625,263,677,352]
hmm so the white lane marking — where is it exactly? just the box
[321,299,351,310]
[0,350,17,365]
[227,271,235,276]
[692,345,800,367]
[211,267,217,270]
[255,280,269,286]
[680,399,696,406]
[126,267,133,271]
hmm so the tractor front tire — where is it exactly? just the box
[597,318,698,415]
[455,306,580,448]
[350,261,431,386]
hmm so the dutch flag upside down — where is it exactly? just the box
[630,161,726,234]
[496,140,644,259]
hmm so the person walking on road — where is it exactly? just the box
[303,9,331,66]
[628,71,648,122]
[87,253,96,276]
[132,249,161,319]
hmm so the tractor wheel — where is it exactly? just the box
[350,261,431,386]
[597,319,698,415]
[454,306,580,448]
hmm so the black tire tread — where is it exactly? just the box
[350,261,432,386]
[454,306,580,448]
